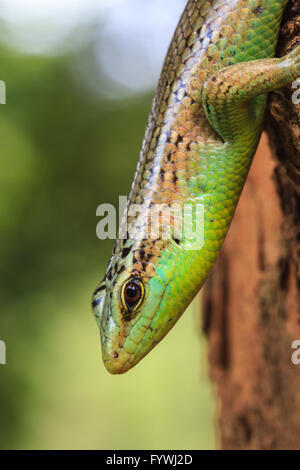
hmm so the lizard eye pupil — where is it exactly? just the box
[125,282,141,302]
[122,279,144,312]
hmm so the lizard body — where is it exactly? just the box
[92,0,300,374]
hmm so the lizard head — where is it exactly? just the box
[92,237,191,374]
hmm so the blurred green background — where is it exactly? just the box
[0,0,215,449]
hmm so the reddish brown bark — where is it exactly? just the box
[202,1,300,450]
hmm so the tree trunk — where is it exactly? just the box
[202,0,300,450]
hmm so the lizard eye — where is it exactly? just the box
[121,278,144,313]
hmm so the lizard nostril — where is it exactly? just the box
[111,350,119,359]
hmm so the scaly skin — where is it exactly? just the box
[92,0,300,374]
